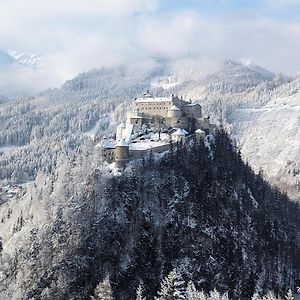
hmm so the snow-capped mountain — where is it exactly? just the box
[0,49,46,101]
[0,50,41,69]
[9,50,42,67]
[0,50,17,69]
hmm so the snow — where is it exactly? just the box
[124,124,134,142]
[84,122,100,140]
[0,145,23,154]
[195,129,205,133]
[135,96,172,103]
[117,123,126,129]
[99,138,115,149]
[184,103,199,107]
[116,140,129,147]
[129,139,169,150]
[172,128,188,136]
[129,132,170,150]
[228,91,300,198]
[169,105,181,111]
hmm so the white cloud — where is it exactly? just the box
[0,0,300,94]
[265,0,300,8]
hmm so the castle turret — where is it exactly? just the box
[195,129,206,143]
[114,139,130,168]
[171,128,188,144]
[167,105,182,118]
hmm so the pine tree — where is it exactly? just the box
[136,284,146,300]
[91,275,113,300]
[208,289,229,300]
[262,291,278,300]
[285,289,294,300]
[156,269,186,300]
[251,293,262,300]
[186,281,206,300]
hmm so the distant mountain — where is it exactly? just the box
[0,50,41,69]
[9,50,42,67]
[0,50,44,101]
[0,51,16,69]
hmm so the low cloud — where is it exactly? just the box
[0,0,300,96]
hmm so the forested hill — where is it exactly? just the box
[1,130,299,300]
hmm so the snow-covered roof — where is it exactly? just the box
[135,96,172,103]
[184,103,201,107]
[195,129,205,133]
[131,115,146,119]
[102,140,115,149]
[144,91,153,98]
[129,140,169,151]
[117,123,126,129]
[172,128,189,136]
[169,105,181,111]
[116,140,129,147]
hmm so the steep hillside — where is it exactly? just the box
[0,130,299,300]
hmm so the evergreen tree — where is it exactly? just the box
[262,291,279,300]
[285,289,294,300]
[252,293,262,300]
[208,289,229,300]
[156,269,186,300]
[186,281,206,300]
[91,276,113,300]
[136,284,146,300]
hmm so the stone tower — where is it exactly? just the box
[114,140,130,168]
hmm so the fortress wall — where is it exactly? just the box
[183,105,202,118]
[130,143,172,159]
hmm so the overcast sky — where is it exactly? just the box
[1,0,300,85]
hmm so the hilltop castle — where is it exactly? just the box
[101,91,215,167]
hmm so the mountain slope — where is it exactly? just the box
[0,130,299,300]
[227,79,300,199]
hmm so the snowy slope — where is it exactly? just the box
[228,88,300,198]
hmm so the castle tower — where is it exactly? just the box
[114,140,130,168]
[195,129,206,143]
[171,128,188,144]
[167,105,182,118]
